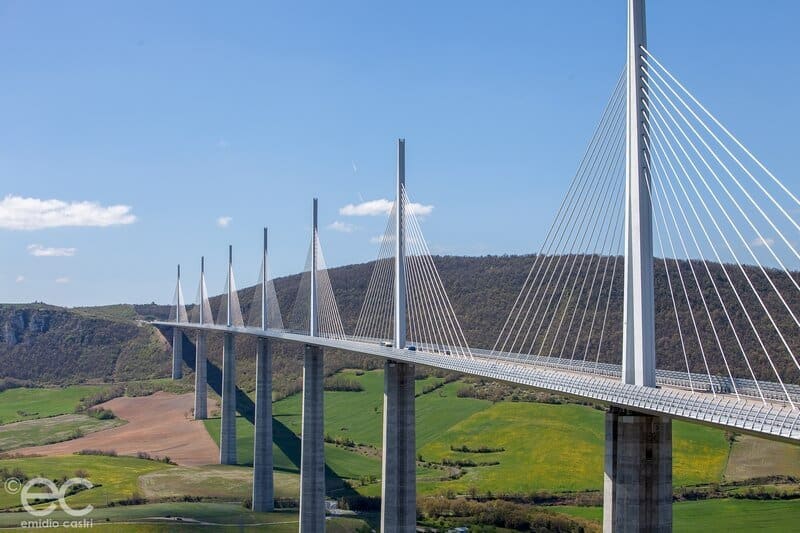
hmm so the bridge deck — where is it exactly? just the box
[154,321,800,443]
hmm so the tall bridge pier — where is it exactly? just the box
[605,1,672,531]
[380,138,417,532]
[171,265,183,380]
[299,199,326,532]
[252,337,274,511]
[253,229,275,512]
[220,246,237,465]
[604,408,672,532]
[194,257,208,420]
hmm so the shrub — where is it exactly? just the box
[88,407,116,420]
[323,376,364,392]
[76,449,117,457]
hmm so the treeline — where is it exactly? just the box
[2,254,800,389]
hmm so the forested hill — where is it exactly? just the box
[1,254,799,390]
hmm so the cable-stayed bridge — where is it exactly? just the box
[154,1,800,531]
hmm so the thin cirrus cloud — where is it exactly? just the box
[328,221,356,233]
[339,198,434,217]
[27,244,77,257]
[55,277,70,284]
[751,236,775,247]
[0,195,136,230]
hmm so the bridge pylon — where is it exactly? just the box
[605,1,672,531]
[171,264,184,380]
[253,228,275,512]
[299,199,326,532]
[381,138,417,532]
[220,245,237,465]
[194,256,208,420]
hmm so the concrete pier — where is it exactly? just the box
[219,332,237,465]
[299,344,325,532]
[171,328,183,380]
[603,407,672,532]
[380,360,417,532]
[252,337,274,512]
[194,332,207,420]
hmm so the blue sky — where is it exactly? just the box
[2,0,799,307]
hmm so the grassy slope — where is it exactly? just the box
[201,369,730,497]
[0,385,108,423]
[0,502,370,531]
[724,434,800,481]
[0,455,171,510]
[139,464,299,500]
[557,499,800,531]
[0,413,123,451]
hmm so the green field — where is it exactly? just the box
[556,499,800,531]
[0,502,370,531]
[0,413,123,451]
[0,385,109,424]
[0,455,172,511]
[268,370,486,448]
[1,372,797,531]
[725,434,800,481]
[415,401,726,493]
[139,464,300,500]
[197,368,738,502]
[210,369,730,496]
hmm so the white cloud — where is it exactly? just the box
[55,277,70,284]
[752,236,775,247]
[217,216,232,228]
[27,244,77,257]
[369,234,422,246]
[340,198,393,216]
[328,221,356,233]
[339,198,434,217]
[0,195,136,230]
[15,275,24,283]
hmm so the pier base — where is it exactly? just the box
[380,360,417,532]
[299,344,325,532]
[194,332,207,420]
[252,338,274,512]
[171,328,183,380]
[219,333,237,465]
[604,407,672,532]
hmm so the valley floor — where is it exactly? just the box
[0,374,798,531]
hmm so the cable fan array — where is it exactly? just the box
[169,270,189,324]
[353,187,472,358]
[641,46,800,406]
[493,50,800,408]
[493,70,627,368]
[246,254,284,331]
[285,228,346,339]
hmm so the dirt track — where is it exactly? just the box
[16,392,219,466]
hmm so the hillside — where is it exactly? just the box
[0,304,171,383]
[1,254,799,390]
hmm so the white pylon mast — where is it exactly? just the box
[199,257,205,325]
[175,264,181,323]
[622,0,655,387]
[262,228,269,331]
[310,199,318,337]
[227,245,233,328]
[394,139,407,349]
